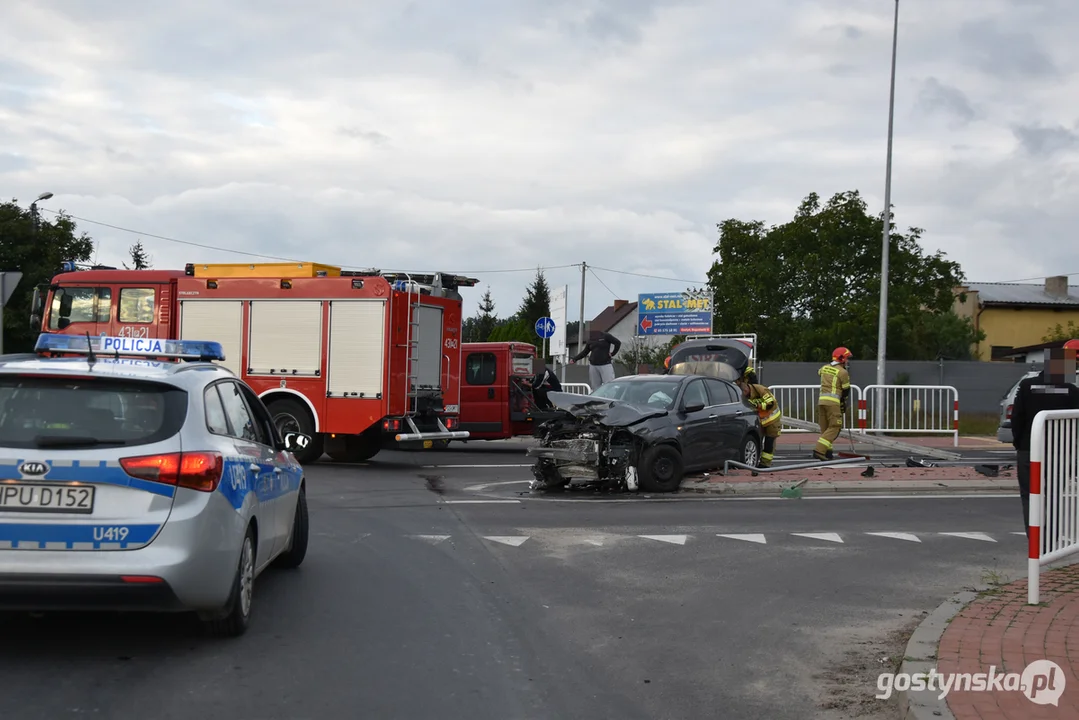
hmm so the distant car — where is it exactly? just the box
[0,333,312,637]
[997,370,1041,443]
[528,347,763,493]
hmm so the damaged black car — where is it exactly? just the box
[526,372,763,493]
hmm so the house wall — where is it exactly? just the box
[976,307,1079,361]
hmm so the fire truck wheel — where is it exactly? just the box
[267,397,322,464]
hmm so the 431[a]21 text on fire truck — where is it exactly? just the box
[29,260,480,464]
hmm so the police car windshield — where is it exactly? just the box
[0,376,187,450]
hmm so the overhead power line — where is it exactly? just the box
[35,206,711,284]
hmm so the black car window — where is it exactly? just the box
[704,378,738,405]
[682,379,708,409]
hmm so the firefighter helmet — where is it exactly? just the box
[664,356,671,369]
[832,347,853,363]
[1064,339,1079,351]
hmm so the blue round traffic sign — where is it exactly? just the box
[535,317,556,339]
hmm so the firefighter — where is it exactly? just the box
[813,346,852,461]
[737,367,782,467]
[531,364,562,410]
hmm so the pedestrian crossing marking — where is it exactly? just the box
[717,534,767,544]
[939,532,996,542]
[866,532,921,543]
[484,536,530,547]
[639,534,688,545]
[792,532,844,543]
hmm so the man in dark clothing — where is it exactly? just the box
[1011,342,1079,542]
[531,365,562,410]
[569,330,621,389]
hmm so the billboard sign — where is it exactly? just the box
[549,284,568,356]
[636,290,712,335]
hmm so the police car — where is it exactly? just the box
[0,333,312,637]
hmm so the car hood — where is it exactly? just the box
[545,391,668,427]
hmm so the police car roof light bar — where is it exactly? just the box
[34,333,226,362]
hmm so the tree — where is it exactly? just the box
[707,190,984,361]
[0,200,95,352]
[124,240,152,269]
[1043,321,1079,343]
[517,268,551,338]
[474,287,498,342]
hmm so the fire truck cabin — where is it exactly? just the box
[30,261,479,464]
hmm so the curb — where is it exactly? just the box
[676,479,1017,497]
[895,584,989,720]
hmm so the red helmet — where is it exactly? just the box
[1064,339,1079,351]
[832,346,853,362]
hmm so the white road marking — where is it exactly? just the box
[638,534,688,545]
[408,534,451,544]
[792,532,844,543]
[717,533,767,544]
[441,500,522,504]
[939,532,997,542]
[484,535,530,547]
[424,464,533,468]
[1011,532,1027,535]
[866,532,921,542]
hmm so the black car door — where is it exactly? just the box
[703,378,755,460]
[677,379,717,470]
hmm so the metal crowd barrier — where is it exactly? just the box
[768,383,960,446]
[769,385,862,433]
[862,384,959,445]
[1028,409,1079,605]
[561,383,593,395]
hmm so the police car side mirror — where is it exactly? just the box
[283,432,311,452]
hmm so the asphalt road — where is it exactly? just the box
[0,444,1028,720]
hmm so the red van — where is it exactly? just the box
[459,342,549,440]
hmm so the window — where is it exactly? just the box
[466,353,497,385]
[704,378,738,405]
[218,381,261,444]
[592,378,682,409]
[682,379,708,409]
[237,383,279,448]
[48,286,111,328]
[204,386,230,435]
[119,288,155,324]
[0,376,187,449]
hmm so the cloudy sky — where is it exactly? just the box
[2,0,1076,330]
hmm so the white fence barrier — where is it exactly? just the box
[862,384,959,446]
[770,385,862,433]
[561,383,592,395]
[1028,409,1079,605]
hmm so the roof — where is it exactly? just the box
[590,301,637,333]
[1002,339,1076,356]
[0,356,232,387]
[965,283,1079,307]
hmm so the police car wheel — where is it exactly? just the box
[274,487,309,569]
[206,527,256,637]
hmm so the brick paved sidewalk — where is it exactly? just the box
[936,563,1079,718]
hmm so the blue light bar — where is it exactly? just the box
[34,333,226,362]
[60,261,78,272]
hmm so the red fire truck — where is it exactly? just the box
[29,260,479,465]
[458,341,543,440]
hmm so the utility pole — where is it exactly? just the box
[875,0,899,428]
[577,262,587,361]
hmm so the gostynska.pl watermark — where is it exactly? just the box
[876,659,1065,705]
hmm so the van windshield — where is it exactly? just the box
[0,376,187,449]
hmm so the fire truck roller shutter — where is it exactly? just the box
[327,300,387,397]
[413,303,444,390]
[248,300,323,375]
[179,300,243,375]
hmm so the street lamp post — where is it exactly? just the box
[875,0,899,429]
[29,192,53,231]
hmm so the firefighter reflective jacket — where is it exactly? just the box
[818,363,851,406]
[747,383,782,426]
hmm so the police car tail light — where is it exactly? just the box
[120,452,224,492]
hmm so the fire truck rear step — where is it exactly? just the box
[395,416,469,442]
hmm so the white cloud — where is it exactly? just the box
[2,0,1079,335]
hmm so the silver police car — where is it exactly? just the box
[0,333,311,637]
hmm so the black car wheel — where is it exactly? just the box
[638,444,684,493]
[741,434,761,467]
